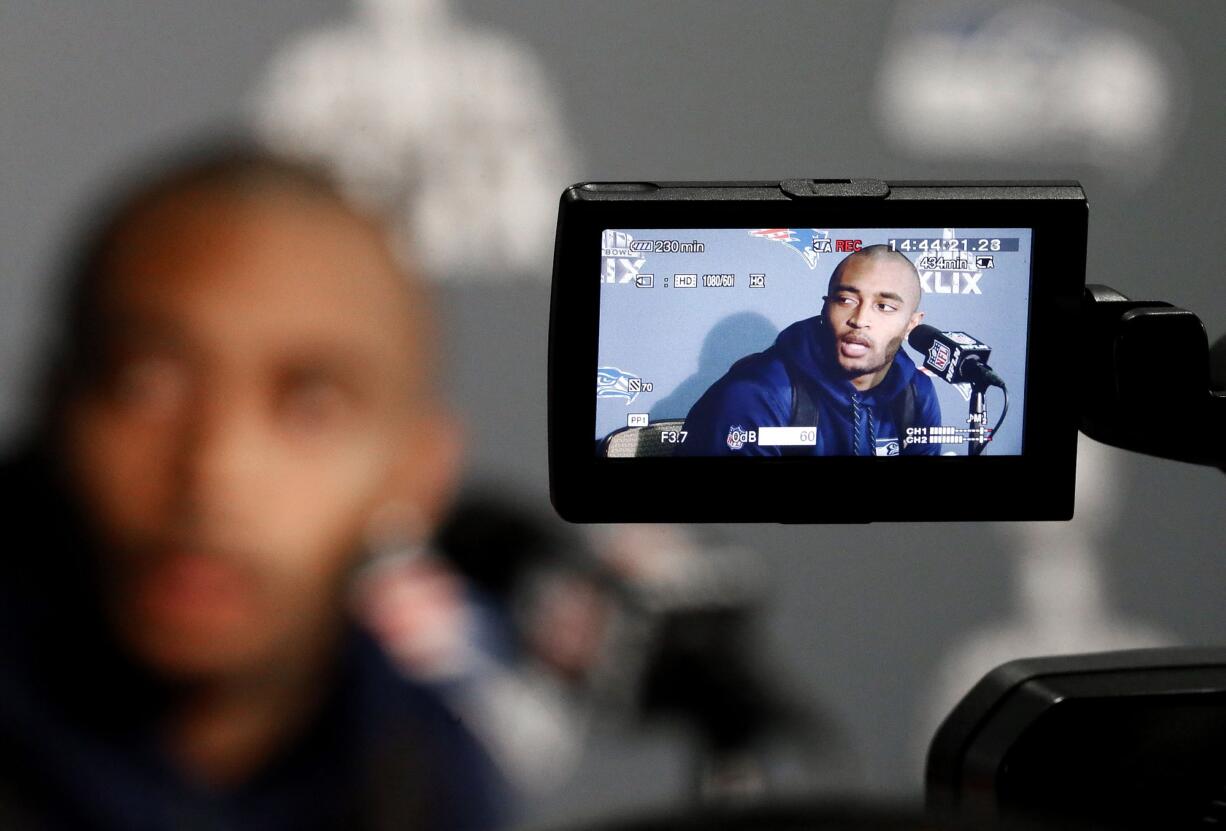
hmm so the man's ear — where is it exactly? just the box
[383,403,466,535]
[905,310,925,336]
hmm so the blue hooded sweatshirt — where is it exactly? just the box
[676,315,942,456]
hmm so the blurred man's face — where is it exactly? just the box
[61,183,453,681]
[823,254,924,386]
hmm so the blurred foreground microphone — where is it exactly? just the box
[908,324,1005,389]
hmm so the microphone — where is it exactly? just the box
[908,324,1005,389]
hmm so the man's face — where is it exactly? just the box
[823,254,924,385]
[61,185,455,681]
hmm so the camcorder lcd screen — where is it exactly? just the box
[550,180,1086,522]
[596,227,1031,460]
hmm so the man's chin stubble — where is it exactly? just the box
[841,344,902,380]
[844,362,887,379]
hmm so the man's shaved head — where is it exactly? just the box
[827,244,922,314]
[49,145,438,415]
[822,244,927,391]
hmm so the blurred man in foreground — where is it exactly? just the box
[0,146,503,829]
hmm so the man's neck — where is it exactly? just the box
[849,364,890,392]
[164,631,341,789]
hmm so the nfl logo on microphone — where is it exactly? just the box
[927,341,952,372]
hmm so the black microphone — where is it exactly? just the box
[908,324,1005,389]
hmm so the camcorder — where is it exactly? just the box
[548,179,1223,523]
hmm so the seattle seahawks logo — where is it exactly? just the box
[596,366,641,404]
[875,438,900,456]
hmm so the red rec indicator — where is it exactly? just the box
[835,239,863,253]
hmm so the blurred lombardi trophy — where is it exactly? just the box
[250,0,576,282]
[915,437,1176,779]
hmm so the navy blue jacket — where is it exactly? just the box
[677,316,942,456]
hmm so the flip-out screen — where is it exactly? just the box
[596,228,1030,459]
[549,180,1086,522]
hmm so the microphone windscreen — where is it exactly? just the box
[908,323,941,352]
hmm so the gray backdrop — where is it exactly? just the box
[2,1,1224,825]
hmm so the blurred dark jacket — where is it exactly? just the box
[0,448,506,831]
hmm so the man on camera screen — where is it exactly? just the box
[677,245,942,457]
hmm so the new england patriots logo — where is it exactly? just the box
[748,228,830,269]
[596,366,641,404]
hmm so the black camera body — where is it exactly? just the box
[549,180,1088,523]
